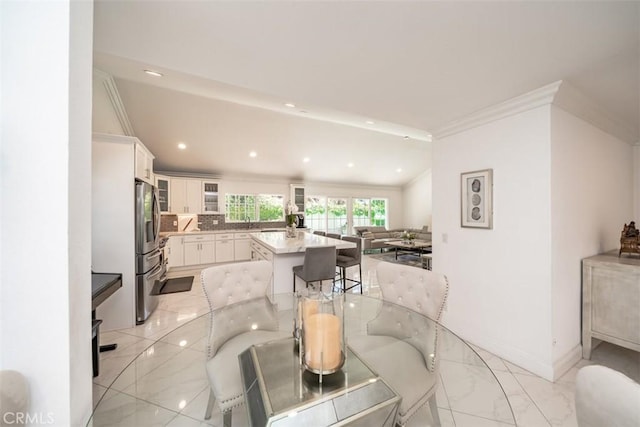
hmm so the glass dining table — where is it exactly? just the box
[89,293,516,427]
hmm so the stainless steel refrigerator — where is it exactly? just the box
[135,179,165,324]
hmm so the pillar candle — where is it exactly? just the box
[304,313,341,371]
[299,298,319,327]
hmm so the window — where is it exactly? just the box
[225,194,284,222]
[305,196,327,232]
[327,198,348,234]
[351,198,387,233]
[306,195,388,234]
[370,198,387,227]
[352,198,370,229]
[258,194,284,222]
[225,194,256,222]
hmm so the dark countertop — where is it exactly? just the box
[91,272,122,310]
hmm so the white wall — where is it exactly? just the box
[635,145,640,220]
[1,1,93,425]
[550,107,634,374]
[433,106,556,379]
[92,139,136,331]
[402,169,433,230]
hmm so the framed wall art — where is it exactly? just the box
[461,169,493,229]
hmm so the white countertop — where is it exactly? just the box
[250,231,356,254]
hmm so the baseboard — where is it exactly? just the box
[552,344,582,381]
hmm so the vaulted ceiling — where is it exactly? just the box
[93,1,639,186]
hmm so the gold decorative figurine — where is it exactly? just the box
[619,221,640,257]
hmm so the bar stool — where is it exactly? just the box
[292,246,337,292]
[336,236,362,293]
[326,233,341,239]
[313,231,326,236]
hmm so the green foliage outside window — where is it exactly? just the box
[370,199,387,226]
[226,194,284,222]
[258,195,284,221]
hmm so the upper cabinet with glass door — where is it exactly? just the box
[290,185,305,213]
[202,181,221,214]
[155,175,170,213]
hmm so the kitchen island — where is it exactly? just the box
[250,231,356,294]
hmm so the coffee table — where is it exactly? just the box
[384,240,432,260]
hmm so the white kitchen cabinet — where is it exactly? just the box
[155,175,170,213]
[234,232,252,261]
[170,178,202,214]
[215,233,235,263]
[202,181,221,213]
[290,184,305,213]
[135,142,155,184]
[183,234,215,266]
[167,236,185,268]
[250,240,273,262]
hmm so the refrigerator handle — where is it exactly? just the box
[153,189,161,244]
[145,251,162,262]
[147,263,163,279]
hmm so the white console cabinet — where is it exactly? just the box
[582,251,640,358]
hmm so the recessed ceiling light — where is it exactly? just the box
[177,143,186,150]
[285,103,296,108]
[396,168,403,173]
[249,151,257,158]
[347,162,354,168]
[365,120,375,125]
[144,69,163,77]
[303,157,310,163]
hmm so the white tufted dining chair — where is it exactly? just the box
[201,260,289,426]
[575,365,640,427]
[350,262,448,426]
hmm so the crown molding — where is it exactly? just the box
[93,69,135,137]
[432,81,562,140]
[432,80,638,145]
[92,131,139,145]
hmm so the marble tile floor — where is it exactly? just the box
[92,255,639,427]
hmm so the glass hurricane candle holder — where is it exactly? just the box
[300,292,345,381]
